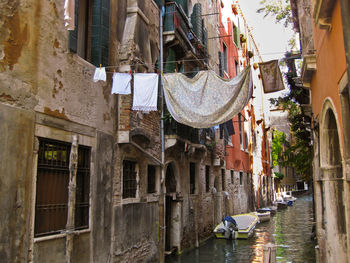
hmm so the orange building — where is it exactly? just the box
[292,0,350,261]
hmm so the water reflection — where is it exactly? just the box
[166,195,316,263]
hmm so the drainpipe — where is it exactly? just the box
[66,135,78,263]
[159,2,166,262]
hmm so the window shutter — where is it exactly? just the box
[68,0,79,53]
[91,0,110,67]
[218,51,223,77]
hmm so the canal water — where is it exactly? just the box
[166,195,316,263]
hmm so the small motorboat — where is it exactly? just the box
[213,213,259,239]
[282,191,297,202]
[254,211,271,222]
[257,206,277,215]
[277,200,293,209]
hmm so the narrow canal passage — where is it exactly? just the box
[166,195,316,263]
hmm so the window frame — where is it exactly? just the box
[223,42,228,74]
[239,113,244,150]
[239,171,243,186]
[205,165,210,192]
[221,169,226,191]
[122,160,139,200]
[34,137,91,238]
[190,162,196,194]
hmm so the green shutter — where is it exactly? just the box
[165,48,176,73]
[68,0,79,53]
[91,0,110,67]
[218,51,223,77]
[234,26,240,47]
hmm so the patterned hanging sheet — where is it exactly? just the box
[163,67,252,128]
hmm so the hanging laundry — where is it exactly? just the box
[111,72,131,94]
[258,59,285,93]
[93,67,106,82]
[132,73,159,112]
[163,67,252,128]
[64,0,75,30]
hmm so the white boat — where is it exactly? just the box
[213,213,259,239]
[282,191,297,202]
[254,211,271,222]
[257,206,277,215]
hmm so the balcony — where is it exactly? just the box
[163,2,208,67]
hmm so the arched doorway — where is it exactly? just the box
[165,162,181,254]
[321,106,347,260]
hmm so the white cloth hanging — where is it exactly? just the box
[132,73,159,111]
[111,73,131,94]
[64,0,75,30]
[93,67,106,82]
[163,67,252,128]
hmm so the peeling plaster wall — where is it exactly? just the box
[0,104,34,263]
[0,0,116,262]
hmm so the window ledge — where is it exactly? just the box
[122,197,141,205]
[147,195,159,202]
[34,229,90,243]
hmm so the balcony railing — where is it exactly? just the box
[163,2,208,62]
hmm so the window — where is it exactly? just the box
[147,165,156,194]
[223,43,228,73]
[34,138,91,237]
[69,0,110,67]
[244,131,248,151]
[190,162,196,194]
[239,172,243,185]
[75,145,91,229]
[238,113,243,149]
[231,170,234,184]
[123,160,137,199]
[221,169,225,191]
[205,165,210,192]
[235,60,239,76]
[233,24,240,47]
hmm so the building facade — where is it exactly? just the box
[291,0,350,261]
[0,0,274,262]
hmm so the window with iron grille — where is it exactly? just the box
[147,165,156,194]
[205,165,210,192]
[221,169,225,191]
[240,171,243,185]
[231,170,234,184]
[123,160,137,198]
[34,138,91,237]
[190,162,196,194]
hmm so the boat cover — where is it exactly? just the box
[232,215,257,230]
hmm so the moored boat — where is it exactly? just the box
[254,211,271,222]
[213,213,259,239]
[282,191,297,202]
[257,206,277,215]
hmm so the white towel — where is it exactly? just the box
[111,73,131,94]
[132,73,159,111]
[93,67,106,82]
[64,0,75,30]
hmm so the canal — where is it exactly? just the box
[166,195,316,263]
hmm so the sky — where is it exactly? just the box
[238,0,296,108]
[238,0,295,62]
